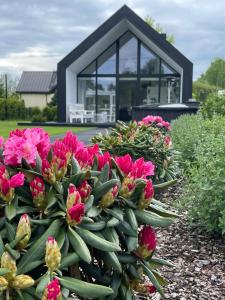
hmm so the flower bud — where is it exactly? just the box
[136,226,157,259]
[45,237,61,273]
[77,181,92,202]
[164,136,172,149]
[52,156,67,181]
[99,185,118,208]
[15,214,31,249]
[42,279,61,300]
[11,275,34,289]
[1,252,17,282]
[0,276,8,292]
[67,203,85,226]
[42,159,56,185]
[30,177,47,210]
[66,184,81,210]
[138,180,154,209]
[119,177,135,198]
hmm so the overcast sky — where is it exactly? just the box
[0,0,224,80]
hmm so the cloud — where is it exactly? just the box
[0,0,224,79]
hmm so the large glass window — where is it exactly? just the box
[140,78,159,105]
[140,44,160,75]
[77,78,96,110]
[160,77,180,104]
[119,32,138,75]
[97,44,116,74]
[97,78,116,122]
[76,31,181,123]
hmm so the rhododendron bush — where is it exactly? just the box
[92,115,178,183]
[0,128,177,299]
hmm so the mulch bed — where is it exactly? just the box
[156,182,225,300]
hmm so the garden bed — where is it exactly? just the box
[157,183,225,299]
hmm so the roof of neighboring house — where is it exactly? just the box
[16,71,57,93]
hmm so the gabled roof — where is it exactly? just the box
[58,5,192,69]
[16,71,57,93]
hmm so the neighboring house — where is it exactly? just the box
[16,71,57,109]
[57,5,196,123]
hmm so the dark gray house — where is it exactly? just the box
[57,5,194,124]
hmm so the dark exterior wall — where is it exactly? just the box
[57,66,67,122]
[182,63,193,102]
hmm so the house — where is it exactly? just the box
[16,71,57,109]
[57,5,196,123]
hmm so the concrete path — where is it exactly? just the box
[51,127,108,145]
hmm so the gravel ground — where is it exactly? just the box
[156,183,225,300]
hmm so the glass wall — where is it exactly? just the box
[76,31,181,123]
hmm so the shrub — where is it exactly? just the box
[0,129,176,299]
[182,132,225,234]
[31,113,47,122]
[43,105,57,121]
[200,94,225,118]
[0,96,26,120]
[193,80,218,102]
[92,116,178,183]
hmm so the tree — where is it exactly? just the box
[145,16,175,44]
[199,58,225,89]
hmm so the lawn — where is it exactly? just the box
[0,120,94,138]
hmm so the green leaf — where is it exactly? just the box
[5,221,16,242]
[126,208,138,231]
[117,254,137,264]
[45,188,57,212]
[0,268,10,276]
[60,276,113,299]
[154,179,177,191]
[105,208,124,221]
[107,217,120,227]
[60,253,79,269]
[93,179,120,201]
[65,171,91,188]
[141,262,164,296]
[76,227,121,252]
[16,206,38,214]
[149,257,175,268]
[36,274,50,294]
[0,235,4,256]
[101,251,122,273]
[98,163,109,183]
[150,203,179,218]
[5,203,16,220]
[68,226,91,264]
[117,221,137,237]
[87,206,101,218]
[135,210,174,228]
[85,195,94,212]
[17,219,62,274]
[126,237,138,252]
[71,156,80,174]
[80,221,106,231]
[5,244,20,260]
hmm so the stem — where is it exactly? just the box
[6,289,10,300]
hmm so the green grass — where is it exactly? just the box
[0,121,94,138]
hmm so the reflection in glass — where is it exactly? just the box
[160,77,180,104]
[118,80,137,121]
[97,78,116,122]
[140,78,159,104]
[78,77,96,111]
[80,61,96,75]
[140,44,160,75]
[119,32,138,75]
[98,44,116,74]
[161,61,176,75]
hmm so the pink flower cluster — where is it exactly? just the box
[115,154,155,179]
[46,279,61,300]
[3,128,51,166]
[0,165,24,201]
[139,115,171,131]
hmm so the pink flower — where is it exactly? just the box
[75,144,99,169]
[0,136,4,148]
[96,152,111,171]
[68,203,85,223]
[164,136,172,148]
[62,131,84,154]
[77,181,92,202]
[130,158,155,179]
[115,154,133,176]
[144,180,154,200]
[46,279,61,300]
[30,177,45,198]
[146,284,157,294]
[25,128,51,159]
[3,134,37,166]
[136,226,157,258]
[9,172,25,188]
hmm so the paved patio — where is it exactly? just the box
[50,127,108,144]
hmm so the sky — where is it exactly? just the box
[0,0,225,80]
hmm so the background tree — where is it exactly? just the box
[145,16,175,44]
[199,58,225,89]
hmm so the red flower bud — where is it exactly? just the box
[30,177,46,210]
[136,226,157,259]
[68,203,85,224]
[138,180,154,209]
[42,159,56,184]
[43,278,61,300]
[77,181,92,202]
